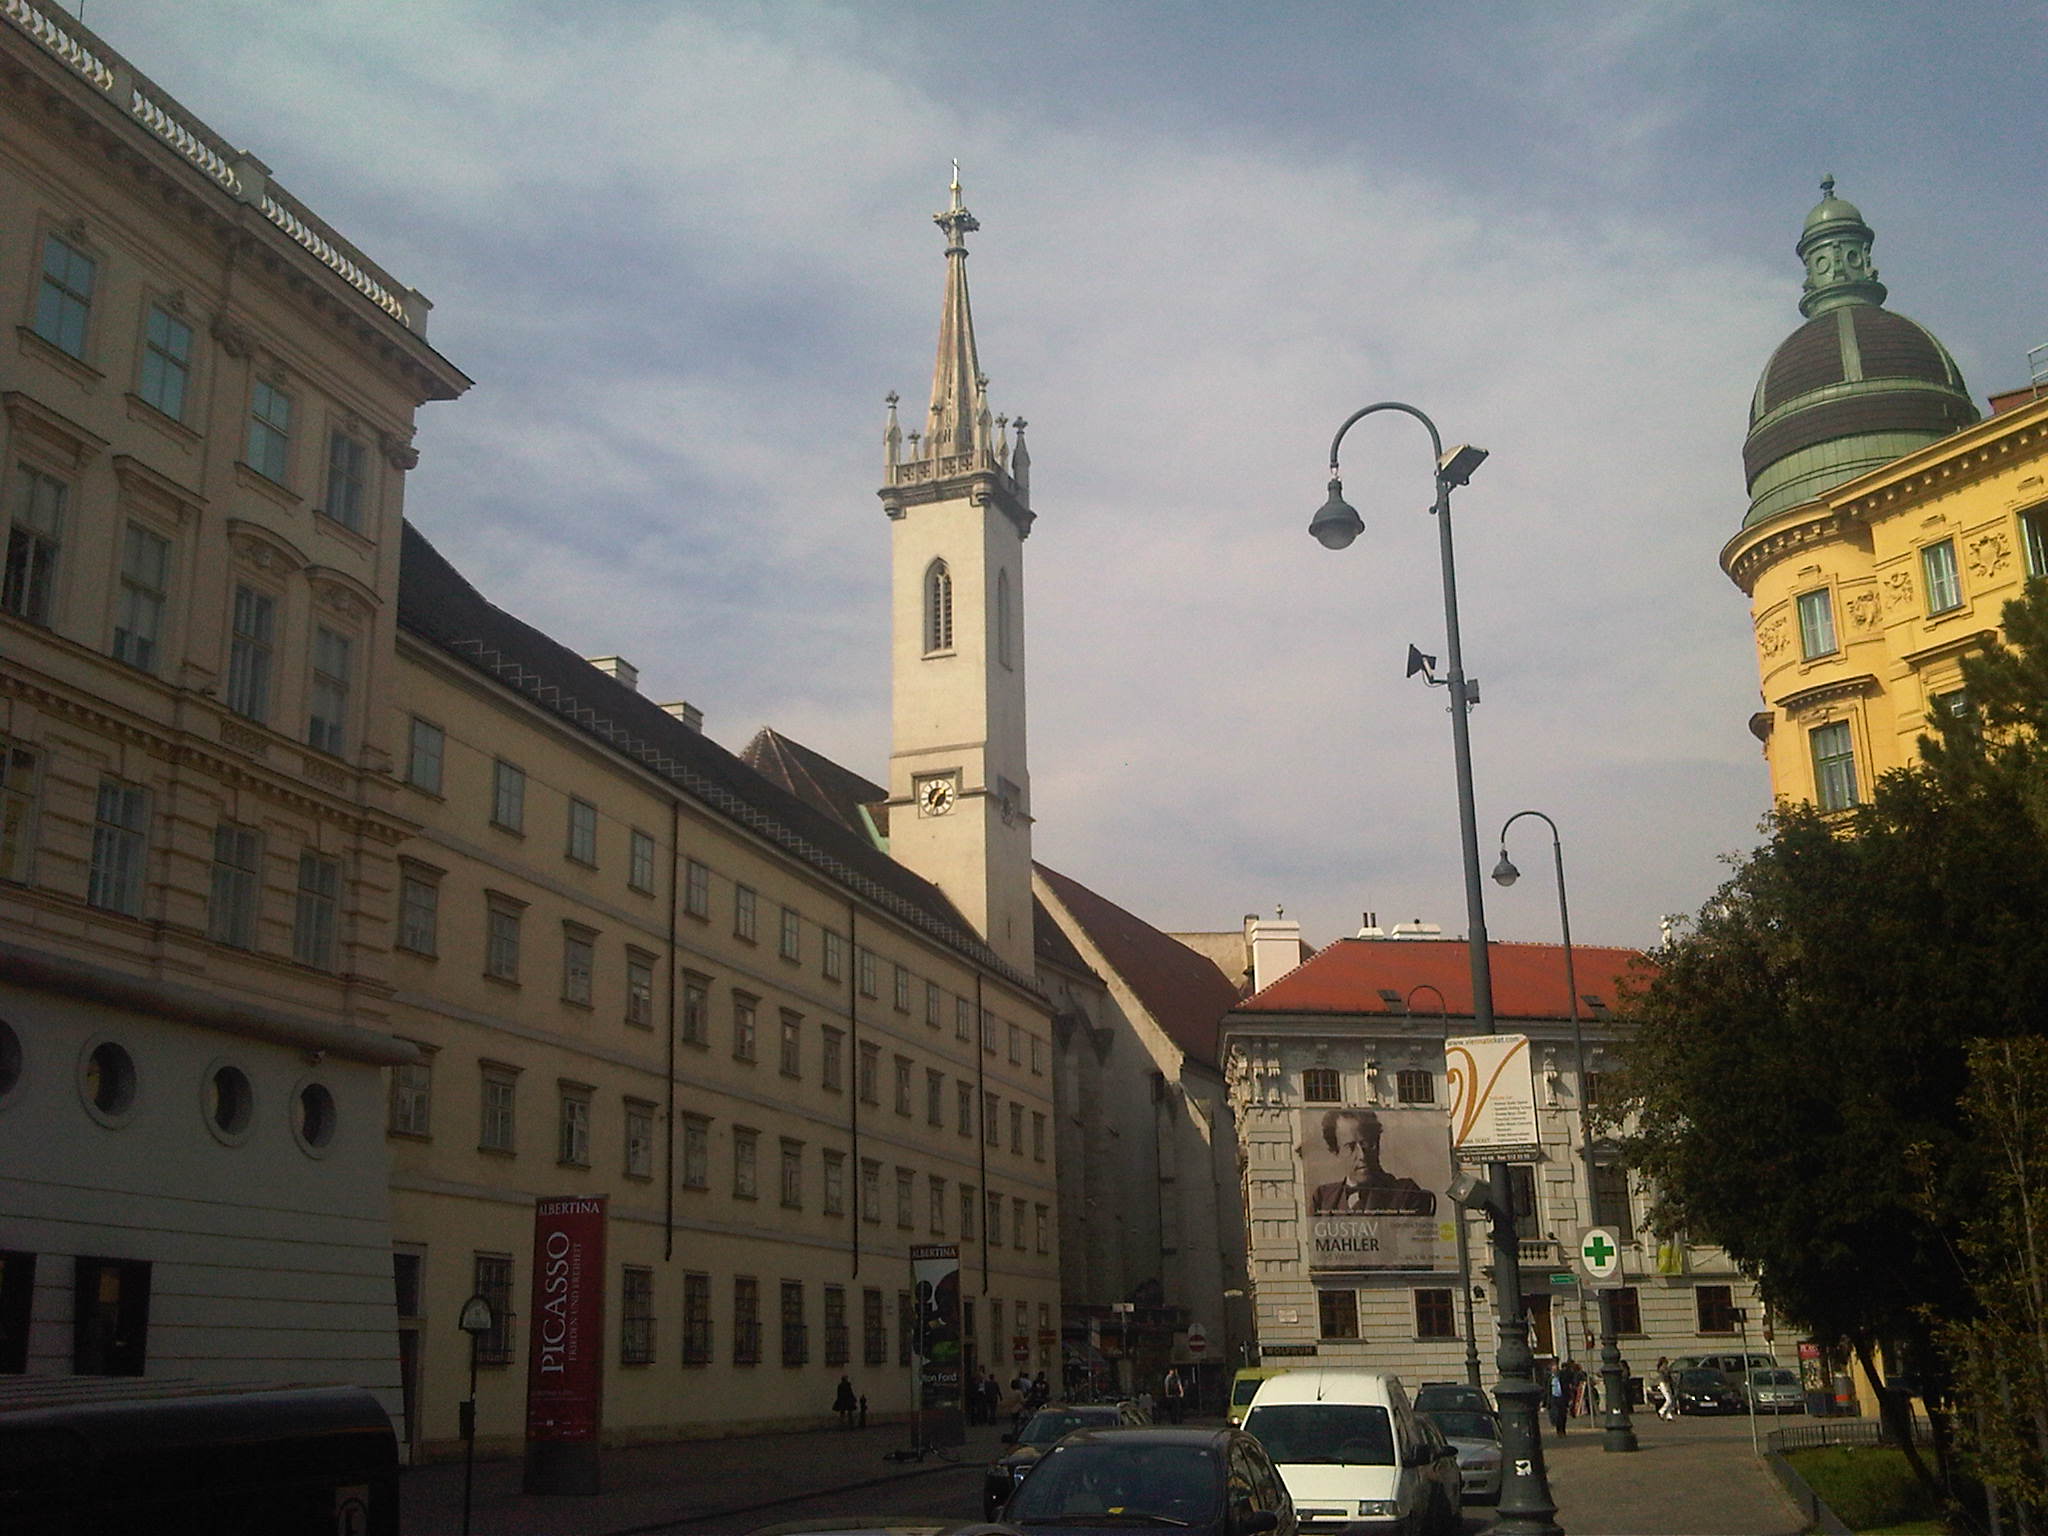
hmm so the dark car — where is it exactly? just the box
[984,1404,1145,1518]
[1673,1368,1744,1415]
[1418,1408,1502,1505]
[1002,1425,1296,1536]
[1411,1382,1492,1416]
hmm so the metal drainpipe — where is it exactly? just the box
[664,797,679,1262]
[975,972,989,1294]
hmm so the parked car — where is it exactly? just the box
[1410,1413,1465,1535]
[1230,1366,1292,1427]
[1412,1382,1493,1416]
[1418,1408,1503,1505]
[1672,1351,1778,1378]
[755,1525,1021,1536]
[1672,1367,1744,1415]
[984,1403,1146,1518]
[1002,1425,1295,1536]
[1242,1368,1457,1535]
[1740,1367,1806,1414]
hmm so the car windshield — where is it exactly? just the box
[1231,1379,1264,1407]
[1243,1403,1394,1466]
[1422,1410,1498,1441]
[1752,1370,1798,1386]
[1413,1386,1487,1413]
[1021,1410,1116,1446]
[1007,1441,1220,1526]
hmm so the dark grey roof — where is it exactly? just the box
[397,520,1041,997]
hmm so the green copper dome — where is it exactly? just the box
[1742,178,1977,527]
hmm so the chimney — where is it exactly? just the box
[1249,915,1303,993]
[1389,919,1443,940]
[660,701,704,733]
[587,655,638,692]
[1358,910,1385,939]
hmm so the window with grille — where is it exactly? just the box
[1317,1288,1359,1339]
[1396,1069,1435,1105]
[781,1280,807,1366]
[824,1285,849,1365]
[682,1273,712,1364]
[473,1254,514,1364]
[1302,1067,1340,1103]
[733,1277,761,1365]
[621,1267,655,1364]
[1415,1288,1456,1339]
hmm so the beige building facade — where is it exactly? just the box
[0,3,463,1429]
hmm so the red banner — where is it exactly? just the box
[525,1195,606,1443]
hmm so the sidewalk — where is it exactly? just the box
[399,1418,1010,1536]
[1535,1411,1807,1535]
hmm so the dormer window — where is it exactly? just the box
[924,560,953,653]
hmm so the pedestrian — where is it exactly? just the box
[1565,1359,1585,1416]
[1583,1372,1600,1415]
[1162,1366,1187,1425]
[1655,1357,1677,1421]
[858,1393,868,1429]
[1547,1367,1569,1435]
[1031,1370,1049,1409]
[833,1374,857,1428]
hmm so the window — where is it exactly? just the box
[1608,1287,1643,1335]
[781,1280,808,1366]
[566,798,597,865]
[860,1158,881,1224]
[1797,588,1837,659]
[983,1091,999,1146]
[779,906,800,961]
[389,1055,431,1137]
[733,1277,761,1365]
[1007,1022,1021,1064]
[628,829,655,893]
[34,234,94,356]
[562,928,595,1005]
[1012,1197,1027,1250]
[1396,1069,1435,1105]
[625,950,654,1028]
[292,851,340,970]
[480,1064,517,1153]
[1,741,38,884]
[1031,1035,1046,1075]
[1697,1284,1736,1334]
[894,965,911,1012]
[823,1148,846,1216]
[1035,1203,1049,1253]
[982,1012,998,1055]
[208,823,262,949]
[624,1099,655,1179]
[247,380,293,482]
[1811,720,1859,812]
[893,1055,912,1116]
[1591,1162,1634,1232]
[681,1114,708,1188]
[986,1191,1003,1246]
[87,778,147,915]
[2025,506,2048,579]
[824,1285,849,1366]
[621,1267,655,1364]
[929,1174,947,1234]
[734,884,757,941]
[3,465,66,632]
[733,1127,759,1199]
[823,928,845,980]
[732,995,757,1062]
[1009,1101,1024,1153]
[1318,1288,1360,1339]
[485,897,522,982]
[955,998,972,1041]
[996,567,1013,668]
[858,948,877,998]
[1930,688,1972,727]
[682,973,709,1046]
[1416,1288,1456,1339]
[924,559,953,652]
[324,430,369,532]
[1506,1164,1539,1242]
[957,1080,973,1136]
[926,981,942,1028]
[223,585,277,722]
[113,523,170,672]
[926,1068,945,1126]
[896,1166,915,1228]
[1922,538,1962,614]
[863,1287,886,1365]
[960,1183,977,1241]
[779,1011,802,1076]
[682,1272,712,1364]
[473,1255,514,1364]
[684,858,709,918]
[780,1138,804,1209]
[491,760,525,832]
[1302,1067,1340,1103]
[1032,1112,1047,1162]
[407,718,444,794]
[139,305,192,419]
[858,1041,880,1105]
[1582,1070,1605,1109]
[558,1085,591,1166]
[821,1025,844,1091]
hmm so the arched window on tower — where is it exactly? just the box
[995,568,1012,669]
[924,560,953,654]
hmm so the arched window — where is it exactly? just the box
[995,568,1013,669]
[924,560,953,654]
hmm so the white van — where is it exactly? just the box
[1241,1368,1454,1535]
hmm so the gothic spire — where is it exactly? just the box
[926,163,983,459]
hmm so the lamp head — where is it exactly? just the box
[458,1294,496,1335]
[1491,849,1520,887]
[1438,444,1488,487]
[1309,478,1364,550]
[1448,1169,1494,1211]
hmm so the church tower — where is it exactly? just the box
[880,172,1036,972]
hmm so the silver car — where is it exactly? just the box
[1742,1367,1806,1413]
[1419,1408,1502,1505]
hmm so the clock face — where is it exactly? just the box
[919,777,957,817]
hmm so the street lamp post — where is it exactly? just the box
[1406,983,1482,1391]
[1494,811,1638,1453]
[457,1293,496,1536]
[1310,403,1560,1536]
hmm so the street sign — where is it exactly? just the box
[1579,1226,1621,1282]
[1548,1272,1577,1288]
[1185,1324,1208,1358]
[1013,1337,1029,1363]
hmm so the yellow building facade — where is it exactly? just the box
[1723,181,2048,806]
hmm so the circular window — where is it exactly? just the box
[294,1080,337,1154]
[204,1061,255,1145]
[80,1038,138,1126]
[0,1021,21,1107]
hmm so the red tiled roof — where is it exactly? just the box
[1036,863,1240,1067]
[1233,937,1650,1021]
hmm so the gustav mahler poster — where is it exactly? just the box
[1299,1106,1451,1271]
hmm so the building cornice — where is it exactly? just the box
[1774,672,1881,716]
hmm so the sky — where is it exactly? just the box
[66,0,2048,952]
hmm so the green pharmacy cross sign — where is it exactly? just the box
[1579,1226,1621,1282]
